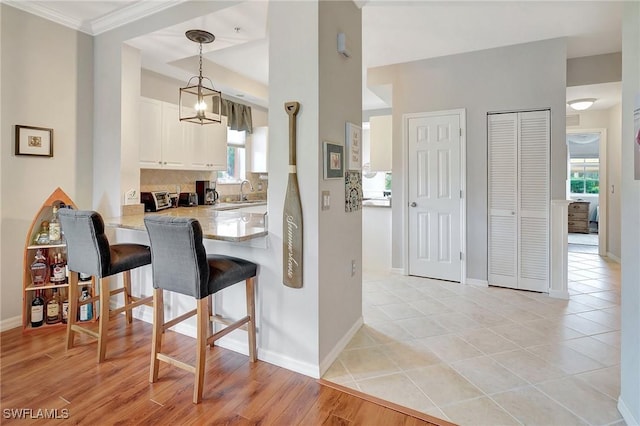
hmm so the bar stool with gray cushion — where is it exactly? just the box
[144,215,258,404]
[59,209,153,363]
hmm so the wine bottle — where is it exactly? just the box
[49,252,67,285]
[49,206,61,244]
[46,288,61,324]
[79,287,93,321]
[30,290,44,328]
[30,249,48,286]
[61,290,69,324]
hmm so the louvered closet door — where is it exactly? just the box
[517,111,549,292]
[488,113,518,287]
[488,110,550,292]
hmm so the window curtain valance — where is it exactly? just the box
[221,99,253,134]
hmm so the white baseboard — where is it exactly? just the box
[618,396,639,426]
[0,315,22,332]
[319,316,363,377]
[607,252,621,263]
[390,267,404,275]
[466,278,488,287]
[549,290,570,300]
[131,304,319,378]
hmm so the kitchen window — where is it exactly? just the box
[217,129,246,183]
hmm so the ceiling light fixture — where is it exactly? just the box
[567,98,596,111]
[179,29,222,125]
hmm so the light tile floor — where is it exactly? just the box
[323,252,624,426]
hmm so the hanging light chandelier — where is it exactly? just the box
[179,29,222,125]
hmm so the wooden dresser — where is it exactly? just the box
[568,201,590,234]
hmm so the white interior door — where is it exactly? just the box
[517,110,550,292]
[488,113,518,287]
[408,113,462,281]
[488,110,549,292]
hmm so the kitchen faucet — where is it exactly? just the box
[240,180,254,201]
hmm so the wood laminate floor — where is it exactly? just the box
[0,319,448,425]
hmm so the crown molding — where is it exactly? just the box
[3,0,91,34]
[2,0,187,36]
[91,0,187,35]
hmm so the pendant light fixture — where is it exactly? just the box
[179,29,222,125]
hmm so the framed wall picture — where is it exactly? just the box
[15,125,53,157]
[345,122,362,170]
[323,141,344,180]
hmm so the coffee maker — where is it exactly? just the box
[196,180,219,205]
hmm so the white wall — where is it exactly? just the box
[618,2,640,424]
[369,38,567,281]
[607,104,622,258]
[0,5,93,325]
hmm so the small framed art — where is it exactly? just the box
[323,141,344,180]
[345,122,362,170]
[15,125,53,157]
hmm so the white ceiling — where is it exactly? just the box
[6,0,624,111]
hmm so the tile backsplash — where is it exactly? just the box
[140,169,215,193]
[140,169,268,201]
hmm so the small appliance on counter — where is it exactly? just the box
[168,193,179,208]
[141,191,172,212]
[178,192,198,207]
[196,180,219,205]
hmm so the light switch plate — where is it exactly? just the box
[322,191,330,210]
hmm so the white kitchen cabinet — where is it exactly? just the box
[139,97,163,168]
[369,115,392,171]
[189,115,228,171]
[161,103,188,169]
[140,97,227,171]
[139,98,187,169]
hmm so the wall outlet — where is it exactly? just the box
[351,260,356,277]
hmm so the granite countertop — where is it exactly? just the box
[362,198,392,208]
[105,205,268,242]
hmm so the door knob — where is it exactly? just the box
[410,202,417,207]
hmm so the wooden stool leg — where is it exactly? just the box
[66,271,79,350]
[123,270,133,324]
[207,295,214,350]
[149,288,163,383]
[193,297,209,404]
[246,277,257,362]
[97,278,110,363]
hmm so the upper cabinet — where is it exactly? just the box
[139,97,164,168]
[139,97,227,171]
[369,115,392,172]
[249,126,268,173]
[189,115,228,171]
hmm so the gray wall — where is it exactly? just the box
[619,2,640,423]
[318,0,363,366]
[0,5,93,325]
[369,38,567,281]
[566,52,621,87]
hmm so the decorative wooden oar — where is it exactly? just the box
[283,101,303,288]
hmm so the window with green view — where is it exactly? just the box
[570,158,599,194]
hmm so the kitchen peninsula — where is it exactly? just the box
[103,202,270,358]
[106,203,268,242]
